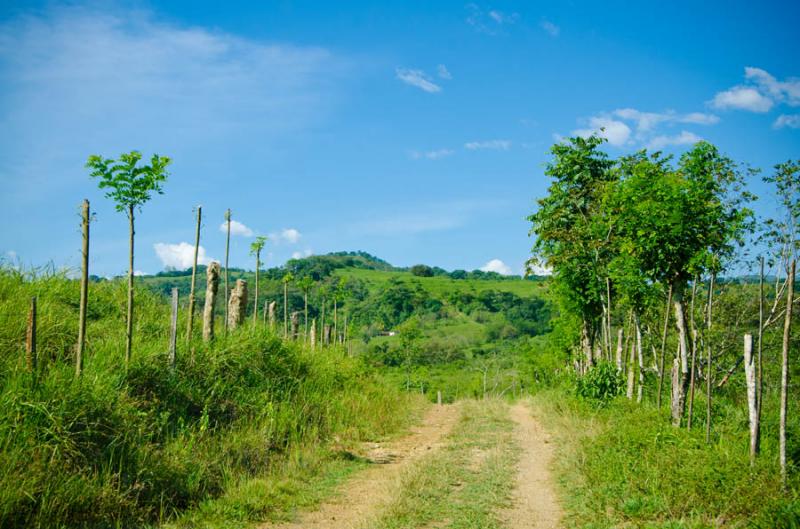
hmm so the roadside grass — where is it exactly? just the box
[0,267,417,528]
[530,388,800,529]
[366,399,518,529]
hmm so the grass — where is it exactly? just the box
[338,268,545,298]
[0,266,418,528]
[530,387,800,528]
[367,399,518,529]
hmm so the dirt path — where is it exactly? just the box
[262,403,460,529]
[500,401,563,529]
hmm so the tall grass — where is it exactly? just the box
[0,267,414,528]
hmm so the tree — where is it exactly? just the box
[250,236,267,325]
[87,151,170,363]
[605,144,752,426]
[186,206,202,342]
[297,276,314,340]
[528,135,615,371]
[410,264,434,277]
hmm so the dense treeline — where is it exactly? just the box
[529,134,799,475]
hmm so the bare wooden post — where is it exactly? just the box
[672,286,691,427]
[223,209,231,335]
[169,288,178,369]
[76,199,90,376]
[227,279,248,330]
[310,318,317,349]
[290,311,299,340]
[26,297,37,373]
[615,328,624,371]
[756,256,765,455]
[186,205,202,342]
[125,204,135,364]
[705,273,715,442]
[743,333,757,466]
[626,338,636,399]
[437,390,442,406]
[268,301,276,330]
[636,314,644,403]
[780,260,795,487]
[323,324,331,345]
[263,300,269,325]
[202,262,220,342]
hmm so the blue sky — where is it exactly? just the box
[1,0,798,277]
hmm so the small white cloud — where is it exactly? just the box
[680,112,720,125]
[573,117,631,146]
[526,262,552,276]
[647,130,703,150]
[467,4,518,34]
[134,270,147,276]
[437,64,452,80]
[711,86,773,112]
[745,67,800,106]
[774,114,800,129]
[291,249,313,259]
[411,148,454,160]
[480,258,512,275]
[464,139,511,150]
[540,19,560,37]
[219,219,254,237]
[154,242,214,269]
[396,68,441,93]
[281,228,301,244]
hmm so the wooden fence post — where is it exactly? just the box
[437,390,442,406]
[186,205,202,342]
[227,279,248,330]
[202,262,220,342]
[310,318,316,349]
[169,288,178,370]
[744,333,757,466]
[76,199,90,376]
[26,296,37,373]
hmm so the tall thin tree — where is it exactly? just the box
[76,199,90,376]
[87,151,170,364]
[250,236,267,325]
[780,259,795,486]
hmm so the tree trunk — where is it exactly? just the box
[705,273,715,443]
[626,338,636,399]
[635,313,644,403]
[268,301,276,330]
[687,279,699,429]
[657,285,673,409]
[186,206,201,343]
[606,276,613,360]
[290,311,299,339]
[744,333,757,466]
[334,299,338,341]
[671,284,690,427]
[321,297,326,340]
[780,259,795,486]
[224,209,231,334]
[283,282,288,337]
[202,262,220,341]
[253,253,260,326]
[615,328,624,371]
[310,318,316,349]
[304,291,308,341]
[756,256,764,455]
[581,318,594,373]
[76,199,89,376]
[126,205,135,364]
[323,324,331,345]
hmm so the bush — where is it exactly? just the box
[575,362,624,402]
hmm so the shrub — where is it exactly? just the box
[575,362,624,402]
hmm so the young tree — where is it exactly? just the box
[528,135,615,371]
[186,205,202,342]
[87,151,170,363]
[250,236,267,325]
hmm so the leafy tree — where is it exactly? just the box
[87,151,170,363]
[528,135,615,370]
[410,264,434,277]
[250,236,267,325]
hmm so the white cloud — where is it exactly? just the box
[411,148,454,160]
[437,64,452,80]
[269,228,302,244]
[0,7,342,202]
[745,67,800,105]
[711,86,773,112]
[396,67,441,93]
[774,114,800,129]
[291,249,313,259]
[646,130,703,150]
[526,262,552,276]
[480,258,512,275]
[466,4,518,34]
[134,270,147,276]
[613,108,719,136]
[219,219,253,237]
[573,117,631,146]
[154,242,214,269]
[540,20,560,37]
[464,139,511,150]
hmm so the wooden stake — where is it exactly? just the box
[705,272,715,443]
[744,333,757,466]
[656,285,673,409]
[76,199,89,376]
[169,288,178,369]
[26,296,37,373]
[186,206,202,342]
[202,262,220,341]
[223,209,231,335]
